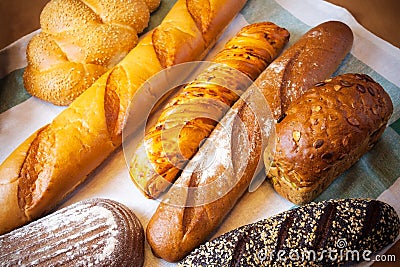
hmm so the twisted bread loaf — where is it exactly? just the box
[0,0,247,235]
[268,73,393,204]
[179,199,400,266]
[23,0,160,105]
[130,22,289,198]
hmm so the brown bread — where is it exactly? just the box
[267,73,393,204]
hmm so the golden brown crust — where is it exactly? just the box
[0,0,247,235]
[254,20,354,121]
[147,95,264,262]
[23,0,160,106]
[131,22,289,198]
[268,74,393,204]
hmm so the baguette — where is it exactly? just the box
[23,0,161,106]
[0,0,247,235]
[130,22,290,198]
[179,199,400,266]
[0,198,145,267]
[146,21,354,262]
[267,73,393,205]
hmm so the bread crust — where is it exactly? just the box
[0,198,145,267]
[254,20,354,120]
[0,0,247,235]
[268,73,393,205]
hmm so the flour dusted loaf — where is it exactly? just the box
[179,198,400,266]
[267,73,393,205]
[0,0,247,235]
[24,0,161,105]
[0,198,145,267]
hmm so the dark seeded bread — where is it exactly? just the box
[0,198,145,267]
[179,198,400,266]
[267,73,393,205]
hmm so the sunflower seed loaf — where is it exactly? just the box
[267,73,393,205]
[179,198,400,266]
[0,198,145,267]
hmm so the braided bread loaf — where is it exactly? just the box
[130,22,290,198]
[23,0,160,105]
[0,0,247,235]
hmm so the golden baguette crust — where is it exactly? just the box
[131,22,290,198]
[147,91,266,262]
[23,0,160,106]
[146,21,355,262]
[254,20,354,121]
[268,74,393,205]
[0,0,247,235]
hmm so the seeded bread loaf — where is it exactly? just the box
[0,0,247,235]
[0,198,145,267]
[179,198,400,266]
[267,74,393,205]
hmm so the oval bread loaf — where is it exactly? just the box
[23,0,161,105]
[0,198,145,267]
[179,198,400,266]
[267,73,393,205]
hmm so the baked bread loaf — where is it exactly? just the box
[0,0,247,235]
[179,198,400,266]
[146,84,271,262]
[0,198,145,267]
[146,21,354,262]
[267,73,393,205]
[23,0,161,105]
[130,22,290,198]
[254,20,353,121]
